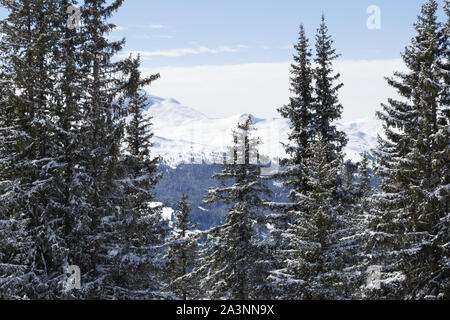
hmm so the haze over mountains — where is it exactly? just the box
[139,93,383,167]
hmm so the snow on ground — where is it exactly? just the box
[149,202,174,221]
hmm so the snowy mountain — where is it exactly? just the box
[142,94,382,168]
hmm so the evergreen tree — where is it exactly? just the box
[163,194,198,300]
[97,55,169,300]
[340,160,360,204]
[426,0,450,299]
[199,116,272,300]
[313,15,347,162]
[0,0,171,300]
[269,16,352,300]
[52,0,95,300]
[267,24,316,297]
[337,157,375,299]
[350,153,378,299]
[0,32,24,299]
[370,0,448,299]
[66,0,131,299]
[269,137,359,300]
[278,24,315,182]
[0,0,81,299]
[358,153,372,198]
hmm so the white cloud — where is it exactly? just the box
[149,24,165,29]
[133,34,173,40]
[120,45,248,58]
[115,24,166,31]
[142,59,407,122]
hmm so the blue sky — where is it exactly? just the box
[109,0,446,121]
[0,0,447,121]
[111,0,446,66]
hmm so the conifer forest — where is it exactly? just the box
[0,0,448,301]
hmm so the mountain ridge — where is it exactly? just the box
[139,93,382,167]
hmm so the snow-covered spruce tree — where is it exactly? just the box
[276,24,315,196]
[423,0,450,299]
[313,15,347,162]
[0,0,169,300]
[0,217,31,299]
[358,153,372,199]
[369,0,448,299]
[99,55,170,300]
[268,17,356,300]
[74,0,167,299]
[278,24,315,172]
[339,160,360,205]
[49,0,98,300]
[349,153,379,299]
[199,115,272,300]
[0,42,19,299]
[61,0,131,299]
[269,135,361,300]
[337,157,376,299]
[163,194,199,300]
[428,0,450,299]
[266,25,316,298]
[0,0,86,299]
[0,73,31,298]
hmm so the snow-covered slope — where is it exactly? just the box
[336,117,383,162]
[141,94,382,167]
[145,95,208,126]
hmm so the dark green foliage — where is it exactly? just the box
[370,0,449,300]
[99,56,169,299]
[0,0,167,300]
[269,17,353,300]
[313,15,347,162]
[163,194,199,300]
[199,116,272,300]
[0,0,83,299]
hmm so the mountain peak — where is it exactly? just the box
[237,113,265,124]
[143,93,208,127]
